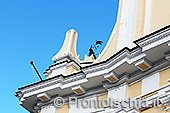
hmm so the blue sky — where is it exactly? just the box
[0,0,119,112]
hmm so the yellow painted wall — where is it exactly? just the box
[95,94,108,110]
[58,104,69,113]
[141,104,165,113]
[151,0,170,32]
[160,68,170,87]
[135,0,146,40]
[129,81,142,98]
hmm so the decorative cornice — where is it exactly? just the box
[17,25,170,96]
[15,25,170,113]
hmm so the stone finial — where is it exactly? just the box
[52,29,78,63]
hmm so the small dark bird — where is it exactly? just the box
[95,41,103,45]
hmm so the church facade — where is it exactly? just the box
[15,0,170,113]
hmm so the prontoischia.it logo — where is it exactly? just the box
[54,96,160,109]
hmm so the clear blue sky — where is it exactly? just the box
[0,0,119,112]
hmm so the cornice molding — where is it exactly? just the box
[15,25,170,113]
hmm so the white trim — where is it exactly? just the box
[144,0,152,35]
[141,72,159,95]
[61,79,88,89]
[117,0,138,51]
[143,35,170,52]
[108,83,128,100]
[41,104,58,113]
[131,0,138,46]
